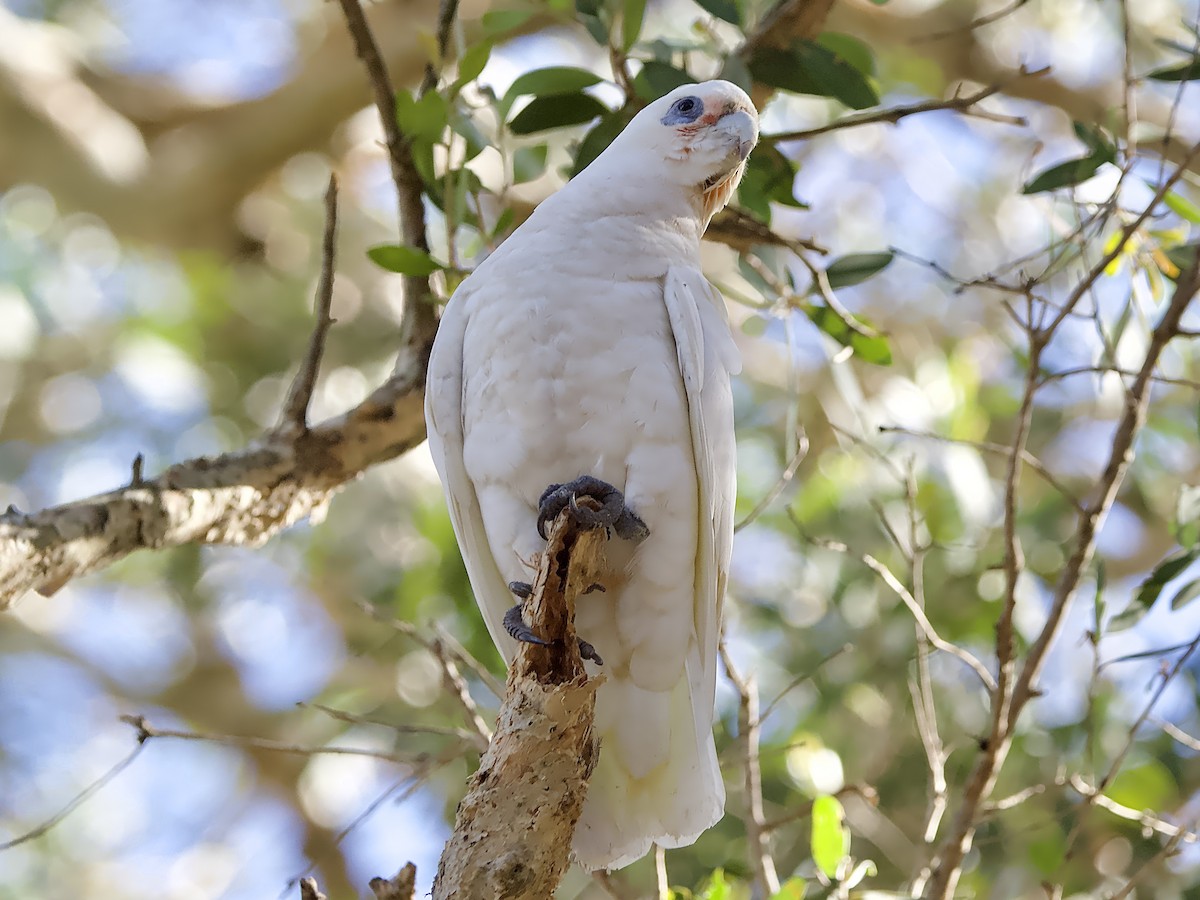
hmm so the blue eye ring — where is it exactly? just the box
[661,95,704,125]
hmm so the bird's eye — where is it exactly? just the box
[661,95,704,125]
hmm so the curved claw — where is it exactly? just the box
[503,604,548,646]
[535,475,650,543]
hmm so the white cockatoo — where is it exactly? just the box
[424,80,757,870]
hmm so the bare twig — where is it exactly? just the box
[1069,775,1199,843]
[766,70,1044,144]
[429,636,493,750]
[924,237,1200,900]
[120,714,434,766]
[720,643,780,896]
[280,174,339,433]
[735,427,809,533]
[334,0,437,353]
[916,0,1031,43]
[0,736,146,851]
[419,0,460,96]
[1159,718,1200,751]
[300,701,481,743]
[879,425,1084,511]
[795,525,997,691]
[1109,826,1193,900]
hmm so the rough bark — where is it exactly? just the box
[432,508,605,900]
[0,364,426,608]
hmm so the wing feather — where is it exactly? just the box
[663,266,739,733]
[425,289,519,660]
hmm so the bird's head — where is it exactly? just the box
[618,80,758,222]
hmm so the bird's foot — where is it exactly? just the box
[503,602,547,646]
[579,639,604,666]
[536,475,650,542]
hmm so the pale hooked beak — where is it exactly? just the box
[716,109,758,161]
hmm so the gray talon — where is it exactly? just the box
[508,581,533,599]
[579,640,604,666]
[536,475,650,543]
[584,582,606,594]
[503,604,547,646]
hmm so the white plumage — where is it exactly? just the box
[425,80,757,870]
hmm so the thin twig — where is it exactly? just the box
[915,0,1031,43]
[879,425,1084,511]
[761,783,878,833]
[0,737,146,851]
[720,643,780,895]
[280,175,339,432]
[334,0,437,351]
[766,70,1043,144]
[735,427,809,533]
[1109,826,1193,900]
[1158,718,1200,751]
[795,524,997,692]
[419,0,460,96]
[1069,775,1199,842]
[300,701,481,743]
[120,714,430,766]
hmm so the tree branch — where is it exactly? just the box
[432,507,605,900]
[923,247,1200,900]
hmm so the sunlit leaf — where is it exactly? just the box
[811,794,849,880]
[805,303,893,365]
[1162,188,1200,224]
[1109,549,1199,631]
[509,93,608,135]
[770,878,807,899]
[367,244,443,276]
[1106,760,1177,813]
[699,868,732,900]
[1164,243,1200,279]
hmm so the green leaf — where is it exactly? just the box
[806,303,892,365]
[770,878,807,900]
[699,868,731,900]
[509,92,609,135]
[738,145,801,219]
[367,244,443,276]
[621,0,647,51]
[719,53,753,93]
[452,113,488,161]
[811,794,849,880]
[395,89,449,143]
[817,32,875,77]
[747,41,879,109]
[1023,123,1116,194]
[455,41,492,85]
[633,60,695,100]
[1149,58,1200,81]
[1169,576,1200,610]
[513,144,549,183]
[1022,156,1109,194]
[1165,243,1200,279]
[1110,549,1199,631]
[572,111,632,175]
[481,9,534,35]
[507,66,603,100]
[1162,188,1200,224]
[1106,760,1177,813]
[823,252,894,289]
[694,0,741,26]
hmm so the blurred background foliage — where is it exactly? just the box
[3,0,1200,897]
